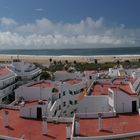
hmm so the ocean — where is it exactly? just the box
[0,47,140,56]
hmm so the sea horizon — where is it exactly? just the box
[0,47,140,56]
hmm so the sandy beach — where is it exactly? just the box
[0,54,140,65]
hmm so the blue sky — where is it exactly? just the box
[0,0,140,49]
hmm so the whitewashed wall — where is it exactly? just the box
[54,71,82,81]
[20,104,48,119]
[15,86,53,101]
[114,91,139,113]
[77,96,109,113]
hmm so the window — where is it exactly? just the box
[74,100,78,104]
[63,91,65,96]
[59,94,61,98]
[58,105,61,110]
[69,101,73,105]
[89,76,92,79]
[2,96,7,102]
[80,88,84,92]
[63,102,66,107]
[69,90,73,95]
[74,90,79,95]
[71,111,74,114]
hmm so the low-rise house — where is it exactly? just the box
[0,66,17,104]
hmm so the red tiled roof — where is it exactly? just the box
[24,100,48,107]
[92,80,137,96]
[31,81,54,88]
[92,84,110,96]
[0,67,11,76]
[64,79,82,85]
[110,84,137,96]
[0,109,69,140]
[127,77,137,85]
[113,77,137,85]
[78,114,140,137]
[84,70,97,75]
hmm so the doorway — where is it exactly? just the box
[37,107,42,119]
[132,101,137,112]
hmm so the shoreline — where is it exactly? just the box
[0,54,140,64]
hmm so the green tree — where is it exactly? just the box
[40,71,51,80]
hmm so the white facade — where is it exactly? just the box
[15,80,57,101]
[0,67,17,103]
[108,88,139,113]
[15,78,88,117]
[9,60,41,81]
[77,96,110,113]
[108,68,119,77]
[20,101,48,119]
[54,71,83,81]
[83,71,98,86]
[47,79,88,117]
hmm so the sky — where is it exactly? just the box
[0,0,140,49]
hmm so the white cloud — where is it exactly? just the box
[0,17,17,26]
[0,17,139,49]
[34,8,44,12]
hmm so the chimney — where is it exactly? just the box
[66,124,71,139]
[74,117,80,136]
[98,113,103,131]
[4,110,9,128]
[42,116,48,135]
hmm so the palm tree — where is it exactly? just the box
[53,60,57,65]
[94,59,98,64]
[65,60,68,64]
[49,58,52,63]
[73,60,77,65]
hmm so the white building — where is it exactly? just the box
[83,70,98,85]
[77,76,139,115]
[108,84,138,113]
[108,67,126,77]
[54,70,83,81]
[0,66,17,104]
[15,80,57,101]
[9,59,41,83]
[15,78,87,118]
[19,100,48,119]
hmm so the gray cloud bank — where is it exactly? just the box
[0,17,139,49]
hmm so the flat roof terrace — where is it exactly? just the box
[64,79,82,85]
[0,109,68,140]
[91,83,110,96]
[19,100,48,107]
[30,81,54,88]
[0,67,11,77]
[91,79,137,96]
[77,113,140,138]
[112,77,137,85]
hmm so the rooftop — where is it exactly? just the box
[64,79,82,85]
[84,70,97,75]
[127,77,137,85]
[76,113,140,137]
[0,109,68,140]
[92,78,137,96]
[91,83,110,96]
[0,67,11,77]
[19,100,48,107]
[112,77,137,85]
[110,84,137,96]
[30,81,54,88]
